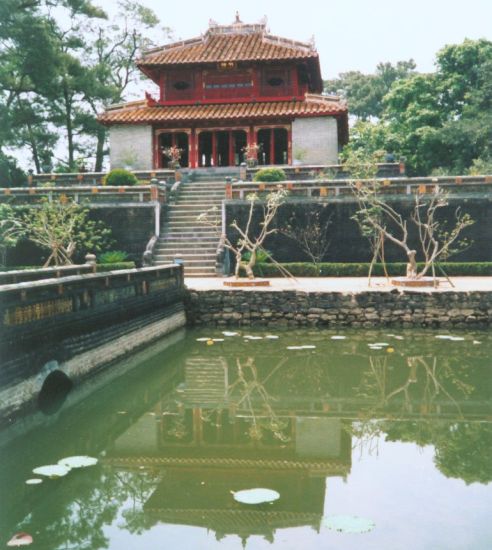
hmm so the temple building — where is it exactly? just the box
[99,15,349,170]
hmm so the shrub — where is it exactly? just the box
[98,250,129,264]
[255,262,492,278]
[103,169,138,186]
[253,168,287,182]
[96,261,135,272]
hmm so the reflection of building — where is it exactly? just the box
[99,15,348,170]
[105,355,352,543]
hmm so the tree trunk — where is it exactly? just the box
[63,85,75,169]
[26,121,41,173]
[94,125,106,172]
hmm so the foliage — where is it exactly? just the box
[0,151,27,187]
[103,169,138,186]
[255,262,492,277]
[0,203,24,266]
[96,261,135,271]
[324,60,416,119]
[98,250,129,264]
[253,168,287,182]
[337,39,492,176]
[17,198,113,266]
[0,0,165,172]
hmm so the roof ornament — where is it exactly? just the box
[209,18,218,28]
[234,11,242,24]
[309,34,316,50]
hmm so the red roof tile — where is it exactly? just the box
[139,27,317,67]
[99,95,347,125]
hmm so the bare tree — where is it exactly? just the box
[351,181,473,281]
[280,207,333,266]
[198,187,288,279]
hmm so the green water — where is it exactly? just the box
[1,327,491,549]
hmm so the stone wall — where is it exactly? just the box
[186,288,492,328]
[0,265,185,424]
[109,125,153,170]
[292,117,338,165]
[7,206,155,266]
[225,196,492,263]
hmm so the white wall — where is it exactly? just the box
[292,116,339,165]
[109,125,153,170]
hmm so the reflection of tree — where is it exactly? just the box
[12,467,162,549]
[434,423,492,485]
[348,353,492,485]
[201,356,292,443]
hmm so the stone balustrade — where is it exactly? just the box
[0,184,166,206]
[227,175,492,200]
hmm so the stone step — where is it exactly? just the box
[158,235,219,242]
[164,223,216,230]
[167,205,221,212]
[154,253,216,261]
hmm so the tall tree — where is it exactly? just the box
[324,60,416,119]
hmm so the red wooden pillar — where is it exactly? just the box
[287,125,292,165]
[212,131,217,167]
[228,130,234,166]
[270,129,275,166]
[189,131,195,168]
[153,132,161,169]
[291,66,299,97]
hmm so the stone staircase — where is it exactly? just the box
[153,169,237,277]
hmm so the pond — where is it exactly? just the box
[1,327,491,549]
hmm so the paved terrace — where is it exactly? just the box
[185,276,492,293]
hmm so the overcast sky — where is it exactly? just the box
[95,0,492,79]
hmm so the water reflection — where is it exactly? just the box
[1,330,491,548]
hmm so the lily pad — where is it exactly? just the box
[301,345,316,349]
[233,488,280,504]
[331,336,346,340]
[222,331,238,337]
[7,533,33,547]
[196,337,211,342]
[212,338,225,342]
[286,346,303,350]
[373,342,389,347]
[368,346,383,350]
[244,335,263,340]
[449,336,465,341]
[323,515,375,534]
[435,335,452,340]
[32,464,71,478]
[265,335,279,339]
[58,456,98,469]
[25,479,43,485]
[473,340,481,345]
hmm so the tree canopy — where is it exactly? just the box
[326,39,492,176]
[0,0,165,174]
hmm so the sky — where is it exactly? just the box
[95,0,492,79]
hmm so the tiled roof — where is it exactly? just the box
[139,29,317,66]
[99,95,347,125]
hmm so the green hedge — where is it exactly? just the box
[255,262,492,277]
[253,168,286,182]
[102,169,138,186]
[95,262,135,272]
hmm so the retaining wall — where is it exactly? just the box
[186,288,492,328]
[0,265,185,424]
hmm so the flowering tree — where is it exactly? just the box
[18,199,113,266]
